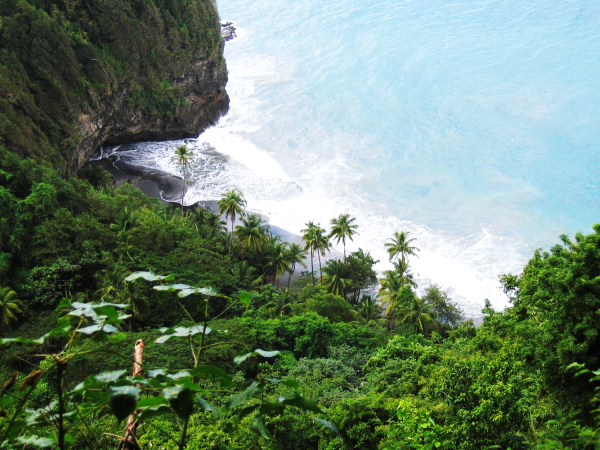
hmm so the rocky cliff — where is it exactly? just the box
[0,0,229,171]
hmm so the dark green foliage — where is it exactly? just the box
[0,0,223,167]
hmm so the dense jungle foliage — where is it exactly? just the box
[1,142,600,449]
[1,1,600,449]
[0,0,223,167]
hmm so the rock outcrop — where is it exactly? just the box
[0,0,229,171]
[74,57,229,169]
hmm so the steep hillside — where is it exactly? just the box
[0,0,229,171]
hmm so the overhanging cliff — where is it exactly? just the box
[0,0,229,171]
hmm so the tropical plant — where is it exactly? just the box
[301,221,318,285]
[321,259,352,297]
[285,243,308,287]
[393,259,418,289]
[235,214,269,257]
[119,280,150,328]
[218,189,247,253]
[422,285,464,333]
[172,145,195,215]
[83,165,114,189]
[397,295,436,336]
[268,288,295,317]
[346,248,379,304]
[264,242,291,287]
[314,225,331,282]
[385,231,419,263]
[233,261,263,290]
[0,286,22,330]
[358,295,383,323]
[377,271,405,330]
[329,213,359,258]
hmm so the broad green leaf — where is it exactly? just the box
[110,333,127,343]
[76,324,103,334]
[125,271,166,282]
[314,418,350,445]
[253,415,272,439]
[154,284,192,291]
[139,405,170,420]
[164,385,195,419]
[167,371,190,380]
[155,325,211,343]
[197,396,220,416]
[17,435,55,448]
[109,386,140,422]
[280,379,301,390]
[137,396,169,408]
[95,370,126,383]
[147,369,167,378]
[0,336,44,345]
[238,291,251,307]
[56,298,71,309]
[228,382,260,409]
[234,349,281,365]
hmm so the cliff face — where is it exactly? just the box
[74,56,229,169]
[0,0,229,171]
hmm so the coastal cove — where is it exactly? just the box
[1,0,600,447]
[89,0,600,318]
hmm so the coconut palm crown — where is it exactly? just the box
[218,189,247,254]
[172,145,195,215]
[329,213,359,258]
[385,231,419,263]
[0,286,23,329]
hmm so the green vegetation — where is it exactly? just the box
[0,0,224,168]
[1,1,599,446]
[2,145,600,448]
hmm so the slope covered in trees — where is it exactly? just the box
[1,1,599,447]
[1,149,599,448]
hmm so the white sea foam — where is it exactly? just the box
[101,0,600,318]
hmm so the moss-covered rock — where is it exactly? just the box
[0,0,229,171]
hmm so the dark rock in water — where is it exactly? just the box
[221,22,237,42]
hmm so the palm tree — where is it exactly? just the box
[119,281,150,329]
[172,145,195,215]
[359,295,383,323]
[268,288,295,317]
[385,231,419,263]
[329,214,359,258]
[95,266,128,302]
[393,259,418,289]
[84,165,114,189]
[397,296,436,336]
[0,287,22,330]
[377,271,404,330]
[265,242,291,287]
[218,189,247,254]
[301,221,318,285]
[314,226,331,282]
[285,243,307,287]
[233,261,263,290]
[321,259,352,297]
[235,214,269,256]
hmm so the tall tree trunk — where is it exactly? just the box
[287,265,294,288]
[119,339,144,450]
[181,172,185,216]
[229,215,234,254]
[310,249,314,285]
[318,252,322,283]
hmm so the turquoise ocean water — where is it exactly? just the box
[108,0,600,316]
